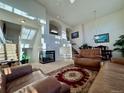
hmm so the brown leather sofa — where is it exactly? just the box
[88,58,124,93]
[0,64,70,93]
[74,48,102,70]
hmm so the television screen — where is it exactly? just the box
[94,33,109,43]
[71,32,79,39]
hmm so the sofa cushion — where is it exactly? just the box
[79,48,101,58]
[4,64,32,83]
[75,58,101,68]
[7,70,45,93]
[88,62,124,93]
[14,76,61,93]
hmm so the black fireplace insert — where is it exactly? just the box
[39,50,55,64]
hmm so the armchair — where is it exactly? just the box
[74,48,102,70]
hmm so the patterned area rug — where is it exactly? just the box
[47,64,98,93]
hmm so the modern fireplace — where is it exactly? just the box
[39,50,55,64]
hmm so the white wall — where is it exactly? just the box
[70,24,84,51]
[31,28,42,62]
[43,14,72,60]
[83,9,124,57]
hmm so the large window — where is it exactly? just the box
[21,27,36,49]
[0,2,12,12]
[0,26,5,43]
[21,27,36,40]
[14,8,36,20]
[0,1,46,24]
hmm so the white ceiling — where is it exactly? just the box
[37,0,124,26]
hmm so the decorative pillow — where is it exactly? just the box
[14,76,61,93]
[4,64,32,83]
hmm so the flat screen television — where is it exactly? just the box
[94,33,109,43]
[71,32,79,39]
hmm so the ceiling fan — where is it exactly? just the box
[69,0,76,4]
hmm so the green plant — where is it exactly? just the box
[79,43,92,49]
[113,35,124,57]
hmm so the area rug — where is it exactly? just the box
[47,64,98,93]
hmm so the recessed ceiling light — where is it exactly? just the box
[20,19,26,23]
[69,0,76,4]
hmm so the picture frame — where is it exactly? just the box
[94,33,109,43]
[71,32,79,39]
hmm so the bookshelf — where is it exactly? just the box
[5,44,18,61]
[0,44,5,61]
[0,44,19,67]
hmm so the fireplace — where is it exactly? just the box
[39,50,55,64]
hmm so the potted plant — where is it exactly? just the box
[113,35,124,57]
[79,43,92,49]
[21,52,29,64]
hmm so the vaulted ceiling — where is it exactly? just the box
[37,0,124,26]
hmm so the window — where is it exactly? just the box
[0,2,12,12]
[27,30,36,40]
[21,27,36,40]
[14,8,36,20]
[14,8,27,16]
[21,28,30,39]
[24,44,30,48]
[21,43,29,48]
[0,1,46,24]
[0,27,5,43]
[61,31,67,39]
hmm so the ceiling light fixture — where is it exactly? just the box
[93,10,99,35]
[69,0,76,4]
[20,19,26,23]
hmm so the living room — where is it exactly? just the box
[0,0,124,93]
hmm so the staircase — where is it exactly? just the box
[72,46,79,58]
